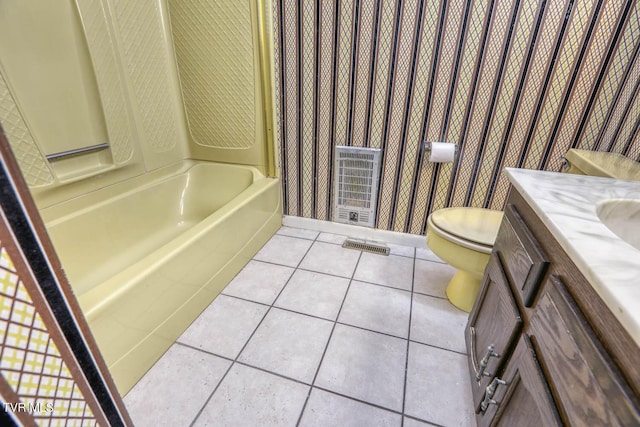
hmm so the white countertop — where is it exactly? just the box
[505,168,640,347]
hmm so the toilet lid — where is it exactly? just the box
[430,207,504,246]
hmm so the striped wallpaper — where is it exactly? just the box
[273,0,640,234]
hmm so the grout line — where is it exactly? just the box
[307,385,446,427]
[310,385,404,416]
[218,293,273,308]
[250,258,419,295]
[406,339,468,357]
[412,290,449,300]
[176,339,448,427]
[277,226,444,261]
[219,292,465,355]
[401,253,417,426]
[295,251,364,427]
[189,234,319,426]
[403,413,446,427]
[174,227,466,426]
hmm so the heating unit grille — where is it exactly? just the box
[333,146,381,228]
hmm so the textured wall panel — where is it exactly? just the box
[110,0,180,153]
[75,0,135,165]
[169,0,256,149]
[275,0,640,234]
[0,75,53,187]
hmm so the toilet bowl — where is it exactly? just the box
[426,207,503,312]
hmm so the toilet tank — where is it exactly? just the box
[563,149,640,181]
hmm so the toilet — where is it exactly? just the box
[427,149,640,312]
[426,208,503,312]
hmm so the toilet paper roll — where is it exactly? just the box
[429,142,456,162]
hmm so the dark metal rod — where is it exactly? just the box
[45,142,110,161]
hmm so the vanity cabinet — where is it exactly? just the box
[465,255,522,408]
[465,189,640,426]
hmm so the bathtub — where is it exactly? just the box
[40,160,281,394]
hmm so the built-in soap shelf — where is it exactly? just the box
[47,143,115,184]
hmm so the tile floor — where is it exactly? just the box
[124,226,475,427]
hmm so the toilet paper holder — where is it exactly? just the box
[423,142,459,163]
[423,142,458,153]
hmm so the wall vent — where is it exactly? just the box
[333,146,381,228]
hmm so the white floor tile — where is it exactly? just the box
[194,363,309,427]
[316,232,348,244]
[405,342,475,427]
[299,241,361,278]
[410,294,468,353]
[254,235,313,267]
[403,417,438,426]
[413,259,456,298]
[353,253,414,291]
[132,223,481,425]
[125,345,230,427]
[275,270,349,320]
[239,308,333,383]
[277,226,320,240]
[299,388,402,427]
[386,242,415,258]
[178,295,268,359]
[415,247,445,263]
[223,260,294,305]
[315,324,407,412]
[338,281,411,338]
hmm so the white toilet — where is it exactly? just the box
[426,149,640,312]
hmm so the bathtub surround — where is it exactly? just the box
[1,0,276,207]
[274,0,640,233]
[0,0,280,397]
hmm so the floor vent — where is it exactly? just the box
[342,239,390,256]
[333,146,381,228]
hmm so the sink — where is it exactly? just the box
[596,199,640,250]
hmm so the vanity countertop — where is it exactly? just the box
[505,168,640,347]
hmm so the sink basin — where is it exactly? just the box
[596,199,640,250]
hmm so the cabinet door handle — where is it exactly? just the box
[476,344,500,381]
[481,377,507,412]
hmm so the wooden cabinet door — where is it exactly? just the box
[466,254,523,409]
[478,334,562,427]
[531,275,640,426]
[494,204,549,307]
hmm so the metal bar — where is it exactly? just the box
[45,142,110,161]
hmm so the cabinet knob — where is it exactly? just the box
[476,344,500,381]
[481,377,507,412]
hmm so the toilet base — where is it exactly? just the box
[445,270,482,312]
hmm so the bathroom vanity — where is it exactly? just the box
[465,169,640,426]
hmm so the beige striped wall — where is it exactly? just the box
[273,0,640,234]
